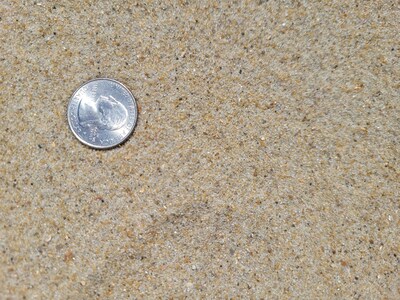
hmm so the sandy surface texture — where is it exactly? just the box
[1,0,399,298]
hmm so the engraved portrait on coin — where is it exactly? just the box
[78,95,128,131]
[67,79,138,149]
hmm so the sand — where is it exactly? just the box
[1,0,399,298]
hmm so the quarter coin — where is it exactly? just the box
[67,78,138,149]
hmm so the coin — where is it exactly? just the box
[67,78,138,149]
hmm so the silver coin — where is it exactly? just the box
[67,78,138,149]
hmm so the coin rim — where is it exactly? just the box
[67,78,138,149]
